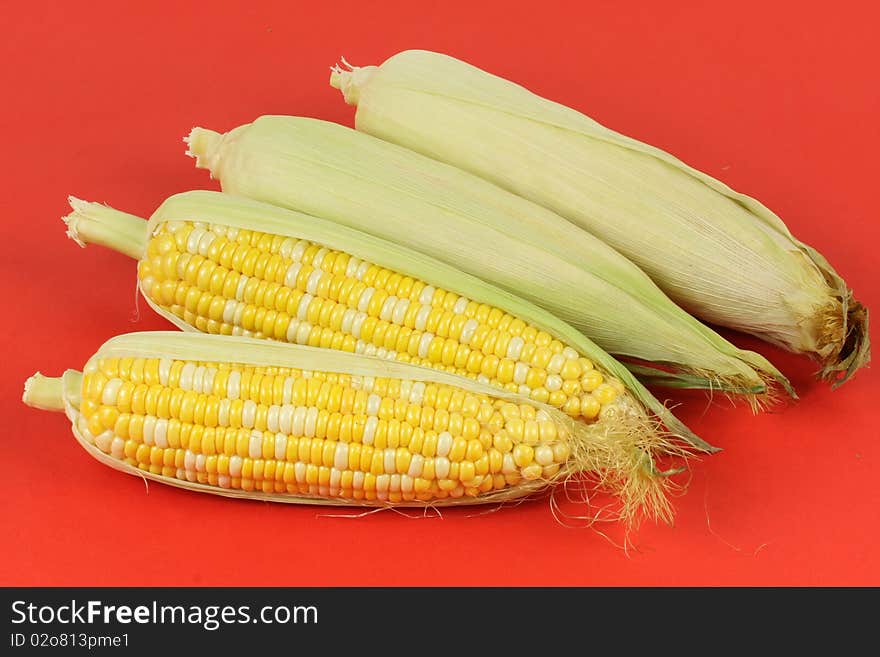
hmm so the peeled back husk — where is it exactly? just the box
[328,49,869,387]
[185,116,792,403]
[22,331,693,524]
[62,189,715,453]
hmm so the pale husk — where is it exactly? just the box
[184,116,793,401]
[329,49,869,386]
[22,332,694,525]
[62,190,715,452]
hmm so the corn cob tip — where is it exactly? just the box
[329,58,375,105]
[23,373,66,412]
[185,127,224,174]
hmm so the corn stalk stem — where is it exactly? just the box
[22,374,66,411]
[63,197,147,259]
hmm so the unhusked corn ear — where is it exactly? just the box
[184,116,793,404]
[63,190,715,452]
[23,332,689,523]
[329,49,869,387]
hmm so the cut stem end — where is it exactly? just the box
[23,373,66,412]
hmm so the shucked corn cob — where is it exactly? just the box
[329,49,870,386]
[23,332,687,521]
[63,190,713,452]
[185,115,791,403]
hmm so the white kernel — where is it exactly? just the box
[437,431,453,457]
[278,405,294,434]
[355,261,371,279]
[311,247,329,269]
[367,393,382,416]
[304,407,318,438]
[419,285,436,305]
[218,399,230,426]
[284,262,302,288]
[414,305,431,331]
[235,275,249,301]
[435,456,451,479]
[291,240,308,262]
[192,366,207,393]
[418,332,434,359]
[363,416,378,445]
[202,368,216,395]
[232,302,246,327]
[184,450,196,471]
[295,322,311,345]
[352,470,365,490]
[334,442,349,469]
[460,319,479,344]
[242,400,257,429]
[197,230,216,256]
[346,257,361,278]
[357,287,375,313]
[306,269,323,296]
[278,237,296,259]
[139,276,154,296]
[142,416,156,446]
[294,461,307,483]
[363,343,378,357]
[229,455,242,477]
[267,405,280,433]
[218,475,231,489]
[351,312,367,339]
[375,347,388,359]
[545,374,563,392]
[154,419,168,448]
[384,448,396,474]
[249,430,262,458]
[274,433,288,460]
[407,454,424,478]
[158,358,172,386]
[535,445,555,466]
[380,295,398,322]
[179,362,196,390]
[226,371,241,400]
[101,378,123,406]
[518,384,532,396]
[507,336,525,361]
[476,374,490,385]
[392,298,410,325]
[292,407,306,437]
[398,380,413,402]
[296,294,313,321]
[376,474,390,493]
[401,474,414,493]
[409,382,425,405]
[341,308,357,334]
[547,354,565,375]
[282,377,295,405]
[329,467,342,491]
[513,362,529,386]
[110,436,125,459]
[501,453,517,474]
[186,227,205,254]
[195,454,207,473]
[453,297,469,315]
[562,347,579,360]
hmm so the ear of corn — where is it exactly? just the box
[23,331,691,523]
[183,116,793,403]
[329,49,869,387]
[63,190,715,453]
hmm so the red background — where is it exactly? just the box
[2,0,877,586]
